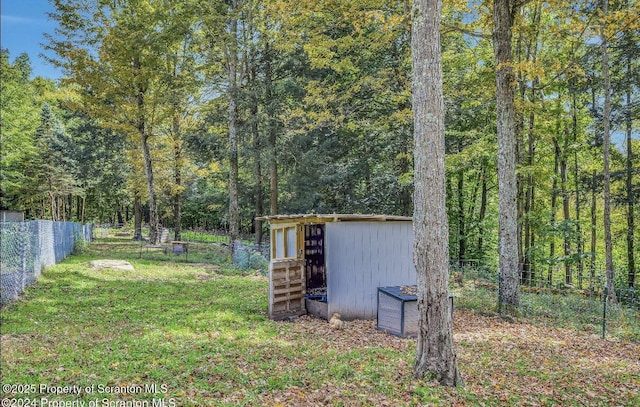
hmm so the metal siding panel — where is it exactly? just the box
[361,224,374,319]
[360,223,376,319]
[326,221,415,320]
[326,223,350,318]
[351,224,361,317]
[325,223,336,318]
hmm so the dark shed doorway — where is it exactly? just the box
[304,224,326,296]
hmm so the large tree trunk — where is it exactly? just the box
[411,0,460,387]
[493,0,520,313]
[600,0,617,303]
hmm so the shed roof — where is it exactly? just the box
[256,213,412,224]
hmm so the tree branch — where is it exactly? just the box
[441,23,491,39]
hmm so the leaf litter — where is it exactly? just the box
[249,310,638,406]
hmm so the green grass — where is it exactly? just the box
[1,239,275,404]
[1,237,638,406]
[180,230,230,244]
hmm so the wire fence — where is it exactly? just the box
[0,220,92,305]
[450,260,639,341]
[232,240,270,273]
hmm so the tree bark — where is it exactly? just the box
[600,0,617,303]
[550,138,560,287]
[590,170,597,292]
[478,167,488,260]
[250,53,264,245]
[625,64,635,288]
[134,55,159,245]
[172,112,183,242]
[227,0,240,254]
[523,86,536,285]
[411,0,460,387]
[133,192,142,241]
[264,41,278,216]
[493,0,520,313]
[571,89,584,288]
[561,128,572,286]
[457,143,466,260]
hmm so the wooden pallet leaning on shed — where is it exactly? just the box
[269,259,306,320]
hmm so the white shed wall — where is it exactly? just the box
[325,221,416,320]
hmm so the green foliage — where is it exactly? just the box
[72,231,89,254]
[1,0,637,288]
[0,51,40,210]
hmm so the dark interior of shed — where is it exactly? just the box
[304,223,327,303]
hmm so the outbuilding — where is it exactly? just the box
[258,214,417,321]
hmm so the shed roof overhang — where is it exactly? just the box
[256,213,413,224]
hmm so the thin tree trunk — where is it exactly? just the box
[590,170,597,292]
[227,0,240,254]
[561,128,572,286]
[411,0,460,386]
[80,196,85,224]
[457,168,466,261]
[133,192,142,241]
[265,41,278,216]
[493,0,520,313]
[172,112,182,242]
[478,167,488,260]
[550,138,560,287]
[572,90,584,289]
[141,133,159,244]
[76,196,81,222]
[250,59,264,245]
[625,66,635,288]
[523,87,536,285]
[134,55,159,245]
[522,3,540,283]
[600,0,617,303]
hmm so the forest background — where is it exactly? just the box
[1,0,638,290]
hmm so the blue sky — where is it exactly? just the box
[1,0,62,79]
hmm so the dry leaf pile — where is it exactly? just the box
[245,311,639,406]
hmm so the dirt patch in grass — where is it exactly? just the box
[89,259,135,272]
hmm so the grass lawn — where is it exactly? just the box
[1,238,639,406]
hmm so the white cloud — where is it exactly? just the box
[1,14,41,25]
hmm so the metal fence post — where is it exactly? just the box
[602,287,607,339]
[20,223,27,292]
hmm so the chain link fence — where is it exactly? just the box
[232,240,270,273]
[0,220,92,305]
